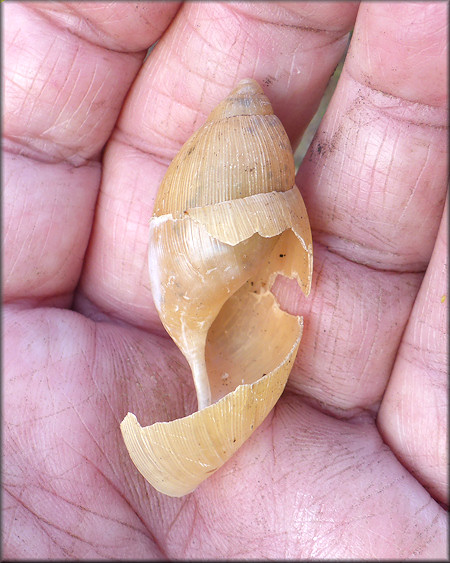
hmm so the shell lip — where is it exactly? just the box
[120,310,303,429]
[119,313,302,497]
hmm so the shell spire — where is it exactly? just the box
[206,78,273,120]
[152,78,295,215]
[121,78,313,497]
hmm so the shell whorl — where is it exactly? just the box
[153,79,295,216]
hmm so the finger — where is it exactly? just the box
[299,1,448,271]
[76,1,358,329]
[378,197,448,505]
[275,2,448,413]
[3,2,180,306]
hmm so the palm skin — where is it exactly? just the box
[3,1,448,559]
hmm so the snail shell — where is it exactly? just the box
[121,79,313,497]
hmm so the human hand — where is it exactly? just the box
[4,2,447,559]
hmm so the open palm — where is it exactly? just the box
[4,2,448,559]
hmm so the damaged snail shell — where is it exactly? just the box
[120,78,313,497]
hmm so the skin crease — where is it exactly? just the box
[3,0,448,559]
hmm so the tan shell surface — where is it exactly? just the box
[121,79,313,497]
